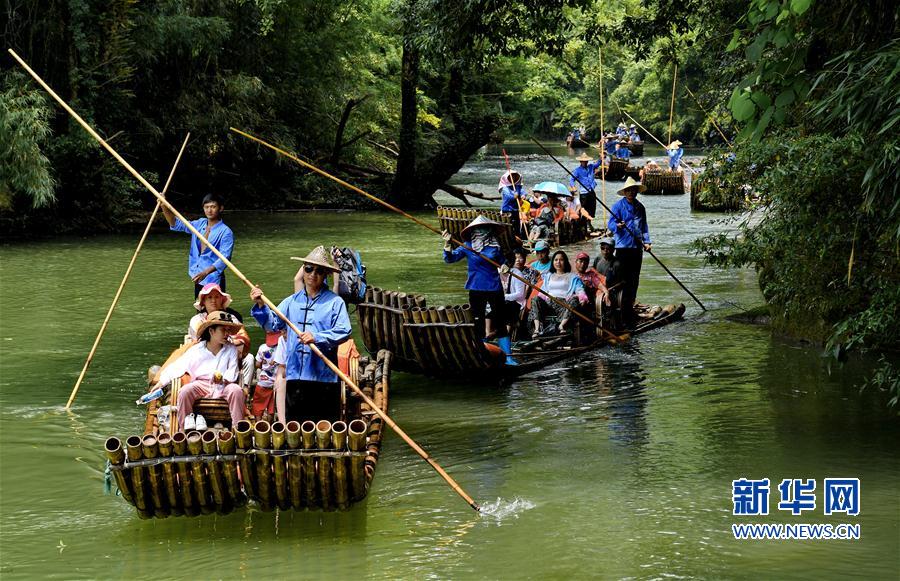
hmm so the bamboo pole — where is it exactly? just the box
[65,134,190,409]
[230,127,626,346]
[186,431,212,513]
[10,49,480,512]
[332,420,350,510]
[253,421,274,511]
[301,420,319,508]
[271,421,290,510]
[316,420,334,511]
[617,109,695,175]
[531,138,707,311]
[285,420,304,508]
[668,63,678,145]
[684,84,733,148]
[348,419,367,501]
[104,437,134,504]
[141,435,169,517]
[171,432,196,515]
[233,420,256,500]
[156,433,182,516]
[201,430,227,511]
[217,430,245,506]
[599,47,607,225]
[125,435,152,518]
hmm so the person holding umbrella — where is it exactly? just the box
[529,182,571,241]
[607,177,651,327]
[441,216,517,366]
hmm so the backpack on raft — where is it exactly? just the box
[331,246,367,304]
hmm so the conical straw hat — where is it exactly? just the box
[617,177,646,195]
[460,215,504,241]
[290,245,341,273]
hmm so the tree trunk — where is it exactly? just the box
[391,31,421,207]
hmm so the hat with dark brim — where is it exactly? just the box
[460,215,504,241]
[617,177,647,195]
[196,310,243,338]
[290,245,341,273]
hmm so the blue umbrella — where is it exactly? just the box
[532,181,573,198]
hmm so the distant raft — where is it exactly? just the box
[104,349,393,518]
[437,206,591,251]
[358,286,685,380]
[597,158,629,181]
[642,168,687,195]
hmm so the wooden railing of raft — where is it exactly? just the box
[104,349,392,517]
[358,288,502,375]
[642,168,687,195]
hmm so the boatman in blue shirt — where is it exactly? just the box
[250,246,352,422]
[442,216,517,365]
[604,135,618,158]
[569,152,601,221]
[666,140,684,171]
[628,125,640,141]
[607,177,651,327]
[163,192,234,297]
[613,142,632,160]
[498,170,525,238]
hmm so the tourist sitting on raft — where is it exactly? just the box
[574,251,608,310]
[188,282,255,388]
[150,311,247,431]
[250,246,352,423]
[442,216,517,365]
[528,187,567,241]
[639,159,660,179]
[529,240,553,274]
[500,247,539,337]
[592,237,620,284]
[666,140,684,171]
[498,169,525,238]
[528,250,588,337]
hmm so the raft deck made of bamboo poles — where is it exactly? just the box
[642,168,687,195]
[105,349,393,517]
[597,158,629,181]
[358,284,686,379]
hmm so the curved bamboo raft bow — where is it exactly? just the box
[9,49,481,513]
[531,138,707,312]
[228,128,628,345]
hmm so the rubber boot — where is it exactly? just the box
[498,336,518,366]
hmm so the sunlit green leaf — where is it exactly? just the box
[790,0,813,15]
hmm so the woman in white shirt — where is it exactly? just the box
[500,248,538,337]
[152,311,246,431]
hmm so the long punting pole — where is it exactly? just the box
[668,63,678,145]
[618,109,695,175]
[65,133,191,409]
[598,47,607,224]
[683,85,733,148]
[8,49,481,512]
[530,138,707,311]
[229,127,627,343]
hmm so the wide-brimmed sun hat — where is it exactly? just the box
[461,215,504,241]
[617,177,647,195]
[290,245,341,273]
[193,283,233,311]
[196,310,243,337]
[667,140,683,149]
[576,152,592,162]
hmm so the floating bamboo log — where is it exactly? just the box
[186,431,212,514]
[253,421,274,511]
[301,420,318,508]
[233,420,256,500]
[201,430,227,512]
[348,419,367,501]
[332,421,350,510]
[172,432,196,515]
[217,430,245,507]
[271,421,290,510]
[156,433,182,516]
[125,435,152,518]
[285,421,304,509]
[316,420,334,511]
[104,437,134,505]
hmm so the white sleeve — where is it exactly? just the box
[157,344,198,386]
[273,337,287,366]
[221,344,240,383]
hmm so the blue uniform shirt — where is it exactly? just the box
[171,218,234,286]
[443,243,503,292]
[251,288,352,383]
[667,147,684,170]
[605,141,617,157]
[608,197,651,249]
[569,161,602,194]
[628,130,640,141]
[614,147,632,160]
[500,184,524,212]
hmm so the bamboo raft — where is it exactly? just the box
[597,158,629,181]
[627,141,644,156]
[642,168,686,195]
[104,349,393,517]
[623,165,642,181]
[437,205,590,249]
[358,285,685,379]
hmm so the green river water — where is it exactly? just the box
[0,144,897,579]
